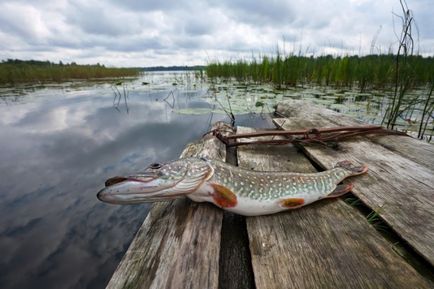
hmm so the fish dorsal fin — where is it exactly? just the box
[210,183,237,208]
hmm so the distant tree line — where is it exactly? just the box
[0,59,140,85]
[142,65,205,72]
[1,59,108,67]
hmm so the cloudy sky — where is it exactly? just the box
[0,0,433,67]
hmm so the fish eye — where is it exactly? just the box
[149,163,161,169]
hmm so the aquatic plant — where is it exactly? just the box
[0,59,140,85]
[207,54,434,91]
[417,83,434,139]
[206,0,434,140]
[112,83,130,113]
[383,0,417,129]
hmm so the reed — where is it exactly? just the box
[207,54,434,91]
[383,0,421,130]
[0,59,140,85]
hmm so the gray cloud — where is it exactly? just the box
[0,3,47,42]
[107,0,191,12]
[66,0,143,36]
[183,16,217,36]
[209,0,295,26]
[0,0,432,66]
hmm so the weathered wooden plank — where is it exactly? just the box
[276,100,434,171]
[238,126,432,289]
[106,122,233,289]
[219,212,255,289]
[274,100,434,266]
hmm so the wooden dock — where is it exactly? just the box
[106,100,434,289]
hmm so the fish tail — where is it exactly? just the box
[334,160,368,176]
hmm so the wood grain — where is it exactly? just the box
[276,100,434,171]
[274,101,434,265]
[238,126,432,289]
[274,100,434,266]
[106,122,233,289]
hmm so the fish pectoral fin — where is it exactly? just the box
[325,183,353,198]
[210,183,237,208]
[279,198,305,209]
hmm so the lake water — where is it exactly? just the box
[0,72,273,289]
[0,71,430,289]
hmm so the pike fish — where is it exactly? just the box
[97,157,367,216]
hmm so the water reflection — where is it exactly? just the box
[0,73,272,289]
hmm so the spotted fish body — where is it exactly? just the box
[97,157,367,216]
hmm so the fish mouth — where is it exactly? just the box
[97,160,214,205]
[97,174,186,205]
[104,176,129,187]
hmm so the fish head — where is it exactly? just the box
[97,157,213,204]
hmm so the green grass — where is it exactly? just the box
[0,59,140,85]
[207,54,434,91]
